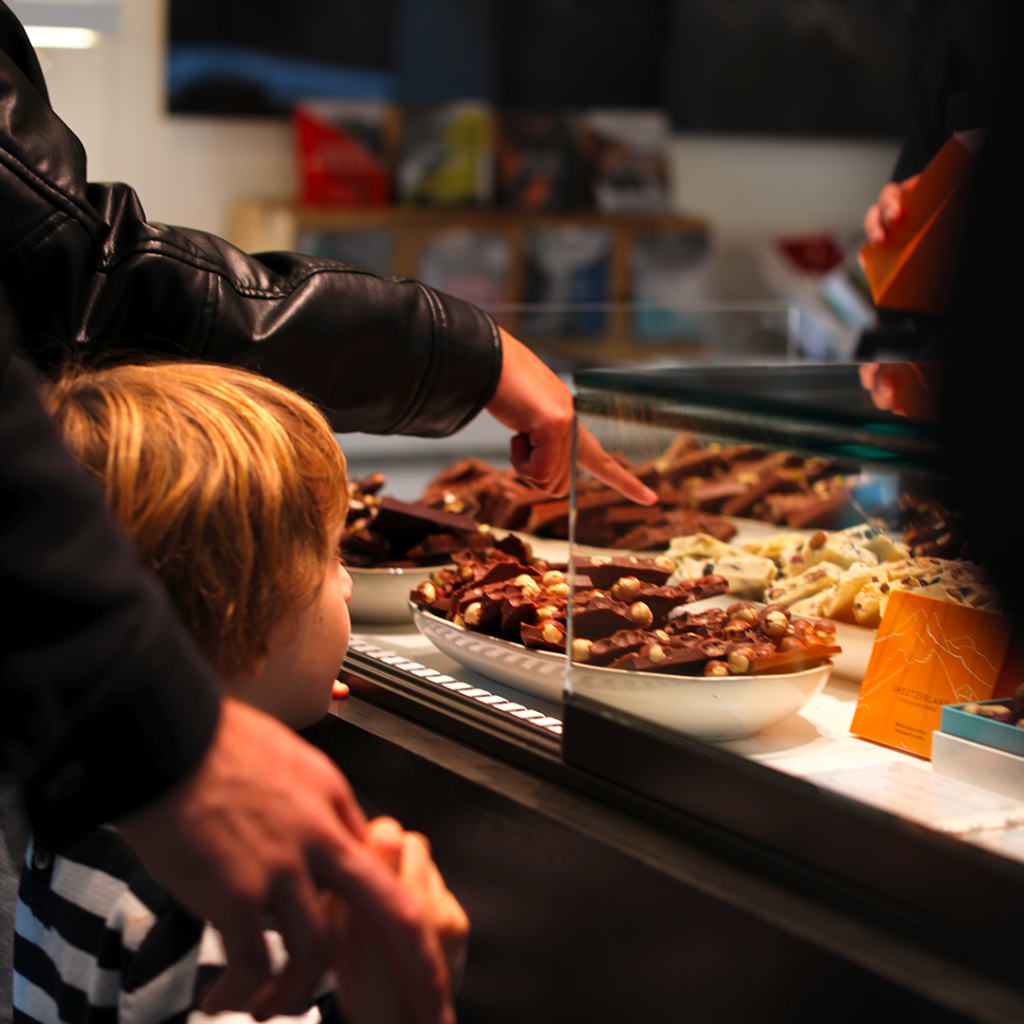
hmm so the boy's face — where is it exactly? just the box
[229,540,353,729]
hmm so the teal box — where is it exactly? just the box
[941,700,1024,757]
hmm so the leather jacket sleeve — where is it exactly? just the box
[0,6,501,437]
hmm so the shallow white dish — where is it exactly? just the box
[411,602,833,739]
[348,565,448,624]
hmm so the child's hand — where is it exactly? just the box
[329,817,469,1024]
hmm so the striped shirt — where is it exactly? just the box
[13,830,325,1024]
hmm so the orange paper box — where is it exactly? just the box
[859,133,978,313]
[851,591,1013,758]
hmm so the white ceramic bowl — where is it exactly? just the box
[348,565,450,624]
[411,602,832,739]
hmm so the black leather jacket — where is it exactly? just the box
[0,3,501,437]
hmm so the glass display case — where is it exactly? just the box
[562,362,1022,992]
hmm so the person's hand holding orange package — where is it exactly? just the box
[329,817,469,1024]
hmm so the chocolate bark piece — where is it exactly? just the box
[720,470,805,517]
[608,644,710,674]
[688,477,751,510]
[588,629,660,665]
[480,478,539,530]
[523,499,570,536]
[628,582,711,626]
[572,601,637,640]
[351,471,387,496]
[609,523,678,551]
[658,448,729,486]
[605,504,666,525]
[573,557,673,590]
[341,527,390,563]
[520,621,566,651]
[494,532,533,564]
[783,487,851,529]
[500,594,538,639]
[748,644,841,674]
[664,509,738,543]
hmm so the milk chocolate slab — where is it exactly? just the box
[574,557,673,590]
[747,644,841,673]
[587,629,660,665]
[573,603,636,640]
[520,622,566,651]
[608,645,709,674]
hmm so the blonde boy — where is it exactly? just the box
[14,362,466,1024]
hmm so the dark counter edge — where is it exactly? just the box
[305,657,1024,1024]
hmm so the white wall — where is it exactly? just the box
[34,0,900,240]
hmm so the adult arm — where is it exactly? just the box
[0,13,498,439]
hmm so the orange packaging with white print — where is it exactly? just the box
[859,133,979,313]
[850,591,1013,758]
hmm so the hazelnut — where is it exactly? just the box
[517,577,542,600]
[464,602,482,628]
[762,610,790,638]
[571,638,593,662]
[535,605,558,621]
[655,629,670,641]
[611,576,642,602]
[453,613,465,627]
[431,571,448,586]
[777,636,807,653]
[546,582,571,598]
[808,531,827,549]
[704,660,730,677]
[477,522,491,533]
[724,620,751,638]
[541,570,566,588]
[644,643,666,664]
[630,601,654,628]
[458,564,474,582]
[727,649,752,674]
[421,582,437,604]
[541,621,565,645]
[654,555,676,573]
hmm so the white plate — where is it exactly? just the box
[411,602,833,739]
[348,565,447,624]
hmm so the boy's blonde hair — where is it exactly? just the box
[43,362,349,674]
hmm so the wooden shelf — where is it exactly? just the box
[229,199,710,365]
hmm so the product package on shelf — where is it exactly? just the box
[293,99,396,207]
[578,109,671,213]
[523,227,610,338]
[495,109,588,211]
[417,232,512,309]
[398,102,495,206]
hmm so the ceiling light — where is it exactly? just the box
[10,2,118,49]
[23,25,101,49]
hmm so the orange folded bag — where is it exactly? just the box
[859,132,982,313]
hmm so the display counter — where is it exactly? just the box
[312,618,1023,1024]
[325,362,1022,1023]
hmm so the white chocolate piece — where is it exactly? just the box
[668,533,745,561]
[713,555,778,601]
[764,561,844,607]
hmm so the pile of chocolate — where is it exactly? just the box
[342,473,506,568]
[418,436,856,550]
[960,685,1024,729]
[899,496,970,559]
[410,551,840,677]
